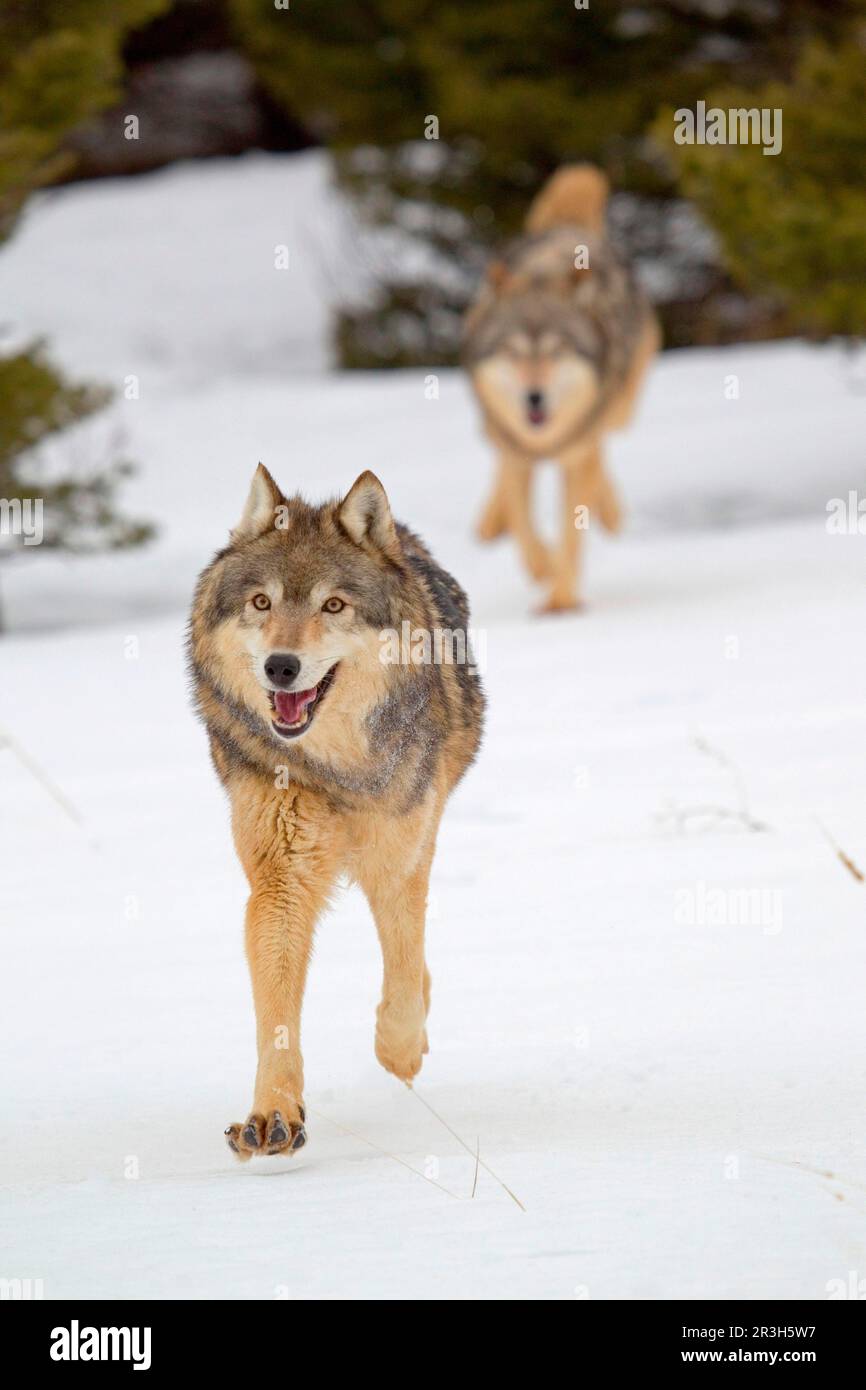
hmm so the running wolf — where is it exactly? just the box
[464,164,659,611]
[188,466,484,1158]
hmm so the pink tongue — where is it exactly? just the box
[274,686,317,725]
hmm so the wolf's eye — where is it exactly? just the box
[251,593,270,611]
[322,597,345,614]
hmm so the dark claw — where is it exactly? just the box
[298,1104,305,1123]
[242,1118,262,1148]
[291,1126,307,1151]
[267,1112,289,1146]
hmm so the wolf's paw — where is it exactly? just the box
[599,507,623,536]
[376,1030,429,1082]
[476,511,507,543]
[224,1105,306,1161]
[524,541,554,582]
[375,1001,429,1082]
[537,593,583,616]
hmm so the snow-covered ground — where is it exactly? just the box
[2,155,865,1301]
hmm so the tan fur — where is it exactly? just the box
[525,164,610,235]
[466,166,659,611]
[190,469,483,1159]
[224,761,450,1159]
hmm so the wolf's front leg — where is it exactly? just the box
[501,455,553,582]
[476,455,509,541]
[540,445,603,612]
[359,836,436,1084]
[224,884,314,1159]
[226,787,341,1160]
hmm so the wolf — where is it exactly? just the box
[464,164,660,611]
[188,466,484,1158]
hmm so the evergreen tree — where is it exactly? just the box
[654,35,866,338]
[0,1,165,625]
[0,1,166,234]
[230,0,858,364]
[0,344,154,548]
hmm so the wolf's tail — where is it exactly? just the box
[525,164,609,234]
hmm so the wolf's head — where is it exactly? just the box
[191,466,408,753]
[472,318,601,455]
[465,271,607,455]
[463,224,621,455]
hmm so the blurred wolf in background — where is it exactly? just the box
[464,165,659,612]
[188,466,484,1159]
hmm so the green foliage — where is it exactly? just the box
[0,343,110,470]
[0,1,167,237]
[230,0,860,363]
[232,0,739,210]
[0,345,154,557]
[654,38,866,337]
[0,2,166,605]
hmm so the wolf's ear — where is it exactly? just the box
[232,463,282,543]
[338,471,398,555]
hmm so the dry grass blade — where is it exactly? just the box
[814,817,864,883]
[310,1106,461,1200]
[0,730,85,827]
[405,1083,526,1211]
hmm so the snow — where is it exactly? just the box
[2,154,866,1301]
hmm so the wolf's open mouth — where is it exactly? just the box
[527,403,546,426]
[268,664,338,739]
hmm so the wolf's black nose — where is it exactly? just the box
[265,652,301,688]
[527,390,544,409]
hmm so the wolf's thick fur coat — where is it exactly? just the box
[464,165,659,611]
[188,467,483,1158]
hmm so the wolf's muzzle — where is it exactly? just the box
[264,652,301,688]
[268,663,339,739]
[526,389,546,425]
